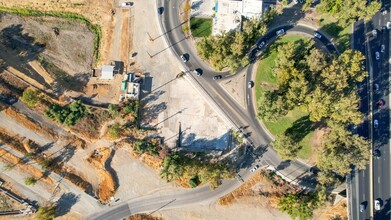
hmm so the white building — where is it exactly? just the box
[213,0,263,35]
[101,65,114,80]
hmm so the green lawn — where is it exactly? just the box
[255,35,314,160]
[318,14,352,52]
[190,17,212,37]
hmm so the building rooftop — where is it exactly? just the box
[101,65,114,80]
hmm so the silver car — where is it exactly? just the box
[381,45,385,53]
[276,29,285,36]
[258,41,265,49]
[375,199,381,210]
[314,32,322,39]
[374,119,379,128]
[375,52,380,60]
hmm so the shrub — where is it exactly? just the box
[24,177,37,185]
[108,123,121,139]
[21,89,40,107]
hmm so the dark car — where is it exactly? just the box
[377,99,385,109]
[213,75,222,80]
[193,68,203,76]
[158,7,164,15]
[360,202,366,212]
[373,149,381,159]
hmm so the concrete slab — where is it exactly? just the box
[191,0,216,18]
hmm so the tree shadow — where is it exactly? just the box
[319,22,344,38]
[104,148,119,191]
[140,102,167,128]
[285,115,314,143]
[55,192,80,217]
[0,24,47,87]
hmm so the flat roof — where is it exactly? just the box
[101,65,114,80]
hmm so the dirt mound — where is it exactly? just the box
[87,147,117,201]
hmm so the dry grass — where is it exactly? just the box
[218,169,299,208]
[0,126,27,154]
[64,135,87,149]
[126,214,164,220]
[314,199,348,220]
[3,106,58,141]
[140,153,162,170]
[87,147,117,201]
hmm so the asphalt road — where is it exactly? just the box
[351,7,391,220]
[88,0,338,219]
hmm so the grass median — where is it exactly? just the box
[190,17,212,37]
[255,35,314,160]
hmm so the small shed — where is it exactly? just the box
[101,65,114,80]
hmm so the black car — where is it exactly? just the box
[213,75,222,80]
[373,149,381,159]
[158,7,164,15]
[194,68,203,76]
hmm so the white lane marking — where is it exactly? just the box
[363,172,365,177]
[247,94,250,105]
[378,176,381,183]
[363,194,366,200]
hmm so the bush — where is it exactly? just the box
[189,176,200,188]
[133,140,160,156]
[24,177,37,185]
[37,203,57,220]
[45,100,86,126]
[21,89,40,107]
[108,123,121,139]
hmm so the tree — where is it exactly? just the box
[108,104,119,118]
[257,90,288,121]
[330,93,363,125]
[160,152,185,182]
[318,123,370,176]
[21,89,40,107]
[24,177,37,185]
[278,193,313,220]
[37,203,57,220]
[272,135,301,160]
[306,87,332,122]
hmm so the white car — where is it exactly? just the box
[374,119,379,128]
[387,22,391,30]
[258,41,265,49]
[121,2,134,7]
[375,199,381,210]
[250,165,259,172]
[381,45,385,53]
[375,52,380,60]
[276,29,285,36]
[374,83,379,91]
[314,32,322,39]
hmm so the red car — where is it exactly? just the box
[377,99,385,109]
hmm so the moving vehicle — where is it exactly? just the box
[381,44,385,53]
[373,149,381,159]
[158,7,164,15]
[121,2,134,7]
[213,75,222,80]
[258,41,265,49]
[314,32,322,39]
[193,68,203,76]
[375,51,380,60]
[377,99,385,109]
[374,119,379,128]
[375,199,381,210]
[250,165,259,172]
[180,54,188,63]
[276,29,285,36]
[359,202,366,212]
[248,81,254,88]
[387,22,391,30]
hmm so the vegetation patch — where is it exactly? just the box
[190,17,212,37]
[256,31,369,186]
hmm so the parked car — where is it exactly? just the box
[375,199,381,210]
[276,29,285,36]
[373,149,381,159]
[248,81,254,88]
[314,32,322,39]
[377,99,385,109]
[381,44,385,53]
[360,202,366,212]
[250,165,259,172]
[258,41,265,49]
[372,29,377,36]
[193,68,203,76]
[374,119,379,128]
[375,51,380,60]
[180,54,188,62]
[213,75,222,80]
[121,2,134,7]
[387,22,391,30]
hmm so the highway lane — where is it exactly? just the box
[370,9,391,219]
[351,19,372,220]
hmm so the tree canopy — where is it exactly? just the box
[318,0,381,26]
